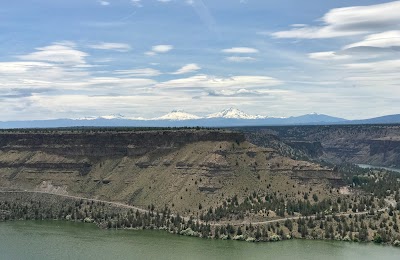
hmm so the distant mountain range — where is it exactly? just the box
[1,108,400,128]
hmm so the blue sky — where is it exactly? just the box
[1,0,400,120]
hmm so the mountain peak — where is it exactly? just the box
[74,114,126,121]
[207,107,266,119]
[99,114,125,120]
[155,110,201,121]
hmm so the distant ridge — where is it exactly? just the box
[0,108,400,128]
[350,114,400,125]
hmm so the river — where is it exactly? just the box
[0,221,399,260]
[357,164,400,173]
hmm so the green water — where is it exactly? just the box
[0,221,399,260]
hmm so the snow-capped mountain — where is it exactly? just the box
[99,114,126,120]
[206,108,267,120]
[3,108,377,128]
[73,116,99,121]
[74,114,126,120]
[154,110,202,121]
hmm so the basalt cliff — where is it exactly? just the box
[0,129,340,217]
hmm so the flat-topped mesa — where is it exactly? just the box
[0,130,246,157]
[0,127,345,217]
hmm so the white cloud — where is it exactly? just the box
[152,45,173,53]
[157,74,282,89]
[88,42,131,52]
[0,61,53,74]
[145,45,173,56]
[0,59,89,90]
[2,43,285,120]
[207,88,273,97]
[99,0,110,6]
[308,51,351,60]
[344,30,400,49]
[344,59,400,72]
[0,42,159,96]
[114,68,161,77]
[18,43,88,65]
[171,63,201,75]
[226,56,256,62]
[272,1,400,39]
[221,47,259,54]
[157,0,171,2]
[85,77,155,90]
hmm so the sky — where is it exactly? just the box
[1,0,400,120]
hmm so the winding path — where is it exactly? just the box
[210,207,388,227]
[0,190,388,227]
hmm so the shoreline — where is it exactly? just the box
[1,218,400,248]
[1,191,400,248]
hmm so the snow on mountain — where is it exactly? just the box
[99,114,125,120]
[74,114,126,120]
[73,116,99,121]
[154,110,202,121]
[70,109,342,123]
[206,108,267,120]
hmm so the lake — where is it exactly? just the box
[0,221,399,260]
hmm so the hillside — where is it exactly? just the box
[0,129,341,218]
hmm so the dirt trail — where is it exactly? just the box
[0,190,388,227]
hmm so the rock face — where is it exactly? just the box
[244,125,400,168]
[0,130,245,157]
[0,129,340,216]
[286,141,323,158]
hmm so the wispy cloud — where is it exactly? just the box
[18,43,88,65]
[157,75,282,89]
[186,0,218,36]
[308,51,351,61]
[171,63,201,75]
[221,47,259,54]
[114,68,161,77]
[145,45,173,56]
[152,45,173,53]
[207,88,270,97]
[4,1,400,120]
[88,42,132,52]
[272,1,400,39]
[131,0,143,8]
[226,56,256,62]
[99,0,110,6]
[344,31,400,49]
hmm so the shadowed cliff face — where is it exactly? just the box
[243,125,400,168]
[0,130,245,157]
[0,129,340,215]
